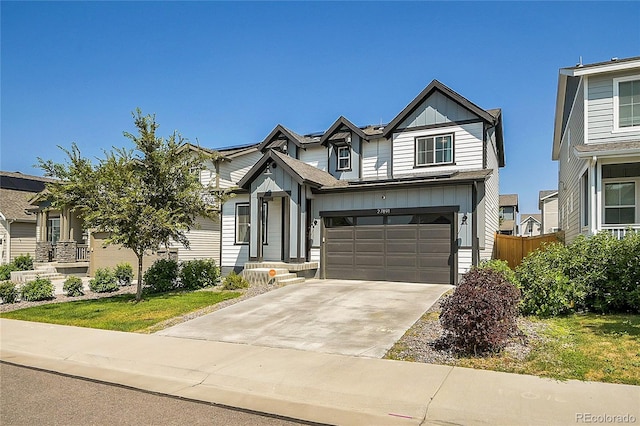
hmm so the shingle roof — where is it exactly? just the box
[0,188,39,222]
[0,171,55,193]
[539,189,558,200]
[574,141,640,155]
[520,213,541,224]
[499,194,519,207]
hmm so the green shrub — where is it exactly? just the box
[477,259,517,286]
[439,268,521,354]
[515,242,577,317]
[222,271,249,290]
[13,254,34,271]
[63,276,85,297]
[114,263,134,286]
[89,268,119,293]
[0,263,17,281]
[180,259,220,290]
[21,277,55,302]
[0,281,19,303]
[607,231,640,313]
[144,259,179,293]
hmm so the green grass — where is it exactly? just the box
[0,290,241,332]
[455,314,640,385]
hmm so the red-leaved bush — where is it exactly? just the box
[439,268,521,354]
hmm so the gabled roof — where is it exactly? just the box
[553,56,640,160]
[499,194,519,208]
[320,116,369,146]
[382,80,498,138]
[257,125,306,152]
[237,149,347,190]
[520,213,541,225]
[0,188,40,222]
[539,189,558,201]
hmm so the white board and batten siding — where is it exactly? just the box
[587,70,640,144]
[221,194,250,267]
[392,122,484,176]
[299,146,328,171]
[362,137,391,179]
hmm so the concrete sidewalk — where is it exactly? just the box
[1,319,638,426]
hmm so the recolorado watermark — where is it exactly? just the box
[576,413,636,423]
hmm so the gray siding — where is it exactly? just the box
[399,91,478,129]
[559,78,588,243]
[328,135,361,180]
[588,70,640,143]
[299,146,328,171]
[392,122,484,176]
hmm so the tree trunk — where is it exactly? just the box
[136,253,144,302]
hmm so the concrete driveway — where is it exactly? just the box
[157,279,452,358]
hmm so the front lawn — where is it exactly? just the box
[0,290,241,332]
[386,312,640,386]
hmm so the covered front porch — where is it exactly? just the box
[577,145,640,239]
[32,203,90,267]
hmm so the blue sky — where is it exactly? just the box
[2,1,639,215]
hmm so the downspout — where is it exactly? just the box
[471,182,479,267]
[590,156,598,235]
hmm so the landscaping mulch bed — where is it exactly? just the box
[384,294,549,364]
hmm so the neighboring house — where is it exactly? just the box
[218,80,505,284]
[553,56,640,242]
[519,214,542,237]
[0,171,55,264]
[498,194,519,235]
[538,189,559,234]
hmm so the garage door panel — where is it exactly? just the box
[355,255,385,267]
[325,214,453,284]
[386,256,417,267]
[385,228,417,239]
[419,254,451,268]
[354,243,384,253]
[326,229,354,239]
[419,241,451,253]
[419,227,451,239]
[355,229,385,239]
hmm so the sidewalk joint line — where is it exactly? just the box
[420,366,454,426]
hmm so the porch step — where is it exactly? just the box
[242,268,305,287]
[10,270,66,283]
[243,261,318,272]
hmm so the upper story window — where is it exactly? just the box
[415,134,453,167]
[337,146,351,170]
[499,206,515,221]
[614,76,640,131]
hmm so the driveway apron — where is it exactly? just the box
[157,279,452,357]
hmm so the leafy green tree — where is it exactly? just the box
[39,109,226,301]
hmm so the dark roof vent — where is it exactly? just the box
[611,57,619,61]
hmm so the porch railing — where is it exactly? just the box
[76,244,89,261]
[601,224,640,240]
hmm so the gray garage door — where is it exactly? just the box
[324,213,453,284]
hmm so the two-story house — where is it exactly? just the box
[538,189,559,234]
[553,56,640,242]
[498,194,519,235]
[219,80,505,285]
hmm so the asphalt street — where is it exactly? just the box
[0,362,314,426]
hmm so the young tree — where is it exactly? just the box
[39,109,226,301]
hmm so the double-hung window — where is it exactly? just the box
[415,134,453,166]
[337,146,351,170]
[614,76,640,130]
[604,182,635,224]
[235,204,250,244]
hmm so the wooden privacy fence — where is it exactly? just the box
[493,231,564,269]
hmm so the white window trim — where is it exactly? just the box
[602,178,639,225]
[612,75,640,133]
[415,133,454,167]
[235,203,250,245]
[337,146,351,171]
